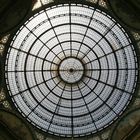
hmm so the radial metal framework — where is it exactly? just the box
[5,3,138,137]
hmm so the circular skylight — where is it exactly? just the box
[59,57,84,84]
[5,3,138,137]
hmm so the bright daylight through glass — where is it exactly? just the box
[5,3,138,137]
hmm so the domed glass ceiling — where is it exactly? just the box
[5,3,138,137]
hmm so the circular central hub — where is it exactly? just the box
[59,57,84,84]
[69,68,74,73]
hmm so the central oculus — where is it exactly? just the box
[58,57,84,84]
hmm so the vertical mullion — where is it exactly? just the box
[69,4,72,56]
[26,80,62,118]
[76,83,98,131]
[24,25,62,61]
[84,43,131,65]
[71,84,74,136]
[76,7,97,58]
[81,80,119,116]
[43,10,66,58]
[81,23,116,60]
[47,82,66,132]
[85,74,133,96]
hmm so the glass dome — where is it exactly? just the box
[5,3,138,137]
